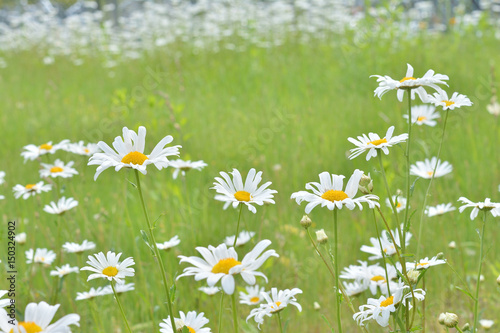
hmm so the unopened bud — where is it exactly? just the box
[448,241,456,249]
[496,275,500,285]
[436,252,445,260]
[462,323,470,331]
[358,173,373,194]
[438,313,446,325]
[396,189,403,196]
[442,312,459,328]
[313,302,321,310]
[300,215,312,229]
[407,269,420,284]
[316,229,328,244]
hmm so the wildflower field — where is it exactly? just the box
[1,1,500,332]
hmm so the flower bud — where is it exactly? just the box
[443,312,459,328]
[448,241,456,249]
[462,323,470,331]
[300,215,312,229]
[496,275,500,286]
[316,229,328,244]
[436,252,445,260]
[407,269,420,284]
[358,173,373,194]
[438,313,446,325]
[313,302,321,310]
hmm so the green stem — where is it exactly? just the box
[233,205,244,247]
[403,89,413,254]
[417,109,450,258]
[473,211,487,331]
[218,292,224,333]
[134,170,177,331]
[111,282,133,333]
[371,210,391,296]
[231,292,239,333]
[422,275,426,333]
[333,210,343,333]
[455,325,465,333]
[277,312,284,333]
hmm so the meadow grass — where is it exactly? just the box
[1,30,499,332]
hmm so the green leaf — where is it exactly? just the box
[140,230,154,255]
[170,283,177,304]
[320,315,335,332]
[455,286,476,301]
[181,326,189,333]
[126,178,137,188]
[410,177,420,196]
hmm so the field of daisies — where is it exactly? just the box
[1,1,500,332]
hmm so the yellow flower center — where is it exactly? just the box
[39,143,53,151]
[186,326,195,333]
[25,184,36,190]
[367,138,388,146]
[416,262,428,268]
[380,296,394,307]
[211,258,241,274]
[84,148,90,153]
[321,190,348,202]
[102,266,118,277]
[10,322,43,333]
[396,202,402,208]
[383,245,395,253]
[371,275,386,282]
[400,77,416,83]
[250,296,260,303]
[50,166,64,173]
[275,301,282,307]
[417,116,427,122]
[121,151,149,165]
[234,190,251,202]
[442,100,455,107]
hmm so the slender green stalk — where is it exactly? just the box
[417,109,450,258]
[402,89,413,254]
[111,282,133,333]
[422,275,426,333]
[277,312,284,333]
[233,205,244,247]
[332,210,342,333]
[473,211,487,331]
[231,292,239,333]
[218,292,224,333]
[89,300,105,333]
[455,325,465,333]
[134,170,177,331]
[371,210,391,296]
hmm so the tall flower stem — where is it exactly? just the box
[277,312,284,333]
[233,205,244,247]
[231,293,239,333]
[332,209,343,333]
[134,170,177,331]
[402,89,413,255]
[371,210,391,296]
[417,109,450,258]
[473,211,487,331]
[218,293,224,333]
[111,282,133,333]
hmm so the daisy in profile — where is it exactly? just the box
[246,288,302,328]
[212,168,277,214]
[40,159,79,179]
[410,157,452,179]
[66,141,101,156]
[15,232,27,245]
[0,301,79,332]
[343,281,369,297]
[157,235,181,251]
[80,251,135,284]
[169,159,207,179]
[386,195,407,213]
[198,286,220,295]
[159,311,211,333]
[458,197,500,220]
[178,240,278,295]
[371,63,449,102]
[479,319,494,330]
[26,248,56,265]
[240,285,266,305]
[43,197,79,215]
[360,225,412,260]
[76,287,106,301]
[0,171,5,185]
[21,139,70,162]
[425,203,456,217]
[403,104,440,126]
[12,181,52,199]
[291,169,379,214]
[224,231,255,247]
[50,264,80,277]
[88,126,181,180]
[427,89,473,110]
[348,126,408,161]
[62,240,96,253]
[407,256,446,270]
[101,283,135,295]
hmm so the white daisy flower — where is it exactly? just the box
[88,126,181,180]
[15,232,26,245]
[50,264,80,277]
[410,157,452,179]
[0,195,4,201]
[360,225,412,260]
[177,240,278,295]
[427,89,473,110]
[169,159,208,179]
[21,140,70,162]
[458,197,500,220]
[343,281,369,297]
[75,287,106,301]
[198,286,220,295]
[12,181,52,199]
[240,285,266,305]
[80,251,135,284]
[347,126,408,161]
[407,256,446,270]
[386,195,407,213]
[62,240,96,253]
[0,171,5,185]
[26,248,56,265]
[403,104,440,126]
[65,141,101,156]
[340,261,397,296]
[291,169,380,214]
[157,235,181,251]
[101,283,135,296]
[0,291,10,308]
[160,311,211,333]
[43,197,79,215]
[487,99,500,116]
[371,63,449,102]
[246,288,302,328]
[224,230,255,247]
[425,203,456,217]
[479,319,494,329]
[40,159,79,179]
[212,168,277,214]
[0,301,79,332]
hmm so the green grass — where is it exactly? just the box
[1,30,499,332]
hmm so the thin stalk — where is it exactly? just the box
[218,292,224,333]
[277,312,284,333]
[371,210,391,296]
[417,109,450,258]
[111,282,133,333]
[333,210,343,333]
[233,205,244,247]
[134,170,177,331]
[473,211,487,331]
[89,300,106,333]
[422,275,426,333]
[231,292,239,333]
[403,89,413,254]
[455,325,465,333]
